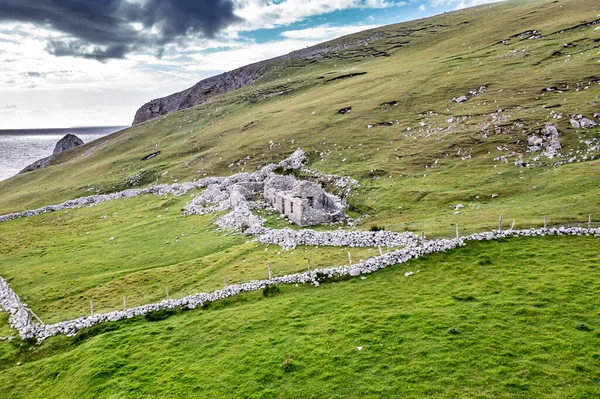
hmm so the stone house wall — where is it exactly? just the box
[263,177,345,226]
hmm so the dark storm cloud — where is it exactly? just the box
[0,0,241,61]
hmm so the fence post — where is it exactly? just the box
[348,251,352,265]
[378,246,383,256]
[421,231,425,247]
[511,220,516,231]
[90,299,94,317]
[28,308,45,326]
[455,223,459,239]
[123,296,127,311]
[589,214,592,230]
[498,215,502,231]
[544,216,547,229]
[268,262,272,280]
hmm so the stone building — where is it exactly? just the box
[263,176,345,226]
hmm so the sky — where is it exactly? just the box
[0,0,504,129]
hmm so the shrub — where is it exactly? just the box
[448,327,459,335]
[282,354,293,372]
[452,294,476,301]
[477,255,492,266]
[369,225,386,232]
[144,309,177,322]
[263,285,281,297]
[576,323,591,331]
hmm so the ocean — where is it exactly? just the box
[0,126,127,182]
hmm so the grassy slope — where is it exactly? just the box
[0,194,377,323]
[1,236,600,398]
[0,0,600,396]
[0,0,598,235]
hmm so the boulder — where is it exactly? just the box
[579,118,597,129]
[527,135,543,147]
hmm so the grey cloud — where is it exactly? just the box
[0,0,241,61]
[0,104,18,110]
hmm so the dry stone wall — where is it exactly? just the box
[3,150,599,342]
[1,226,598,342]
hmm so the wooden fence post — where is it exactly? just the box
[498,215,502,231]
[511,220,516,231]
[348,251,352,265]
[589,214,592,230]
[455,223,459,239]
[378,246,383,256]
[123,296,127,311]
[544,216,547,229]
[28,308,45,326]
[268,262,272,279]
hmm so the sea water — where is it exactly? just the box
[0,126,127,182]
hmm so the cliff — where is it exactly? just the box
[132,29,387,125]
[132,60,272,125]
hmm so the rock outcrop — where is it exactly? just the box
[20,134,84,173]
[527,123,561,159]
[132,30,388,125]
[132,61,271,125]
[52,134,84,155]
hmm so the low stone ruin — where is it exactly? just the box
[264,176,345,226]
[183,149,349,231]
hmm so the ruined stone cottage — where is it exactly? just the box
[263,176,345,226]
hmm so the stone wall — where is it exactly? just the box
[1,226,598,342]
[263,176,346,226]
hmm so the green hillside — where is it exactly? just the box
[2,237,600,398]
[1,0,599,235]
[1,0,600,397]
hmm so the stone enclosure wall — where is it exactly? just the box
[2,226,599,342]
[4,149,598,342]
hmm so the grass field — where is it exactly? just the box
[0,193,381,323]
[0,196,378,324]
[1,236,600,398]
[0,0,598,232]
[1,0,600,396]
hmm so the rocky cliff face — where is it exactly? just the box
[132,60,272,125]
[132,29,387,125]
[21,134,84,173]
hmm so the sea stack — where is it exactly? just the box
[52,134,84,155]
[20,134,84,173]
